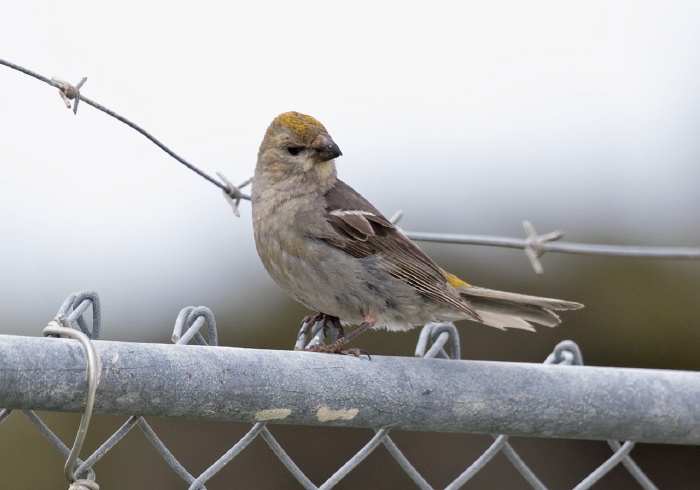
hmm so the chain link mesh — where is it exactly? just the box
[0,291,674,489]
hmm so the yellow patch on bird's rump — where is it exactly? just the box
[269,111,328,144]
[442,270,471,287]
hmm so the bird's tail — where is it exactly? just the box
[456,285,584,331]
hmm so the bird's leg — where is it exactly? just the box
[326,316,346,342]
[343,319,375,342]
[296,313,323,349]
[295,313,343,350]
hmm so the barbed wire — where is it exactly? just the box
[2,57,699,274]
[402,222,700,274]
[0,58,250,209]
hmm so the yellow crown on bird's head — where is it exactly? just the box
[268,111,329,145]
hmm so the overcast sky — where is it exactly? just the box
[1,1,699,340]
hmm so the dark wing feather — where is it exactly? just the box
[323,180,480,321]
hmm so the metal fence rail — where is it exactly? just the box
[2,334,700,445]
[2,291,694,489]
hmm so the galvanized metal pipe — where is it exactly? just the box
[1,335,699,445]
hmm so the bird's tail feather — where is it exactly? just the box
[456,286,583,331]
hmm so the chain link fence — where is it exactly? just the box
[2,291,699,489]
[2,57,700,489]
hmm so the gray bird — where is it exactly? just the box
[251,111,583,354]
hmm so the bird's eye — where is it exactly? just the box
[287,146,301,156]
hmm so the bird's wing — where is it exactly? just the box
[321,180,480,320]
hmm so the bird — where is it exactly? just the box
[251,111,583,354]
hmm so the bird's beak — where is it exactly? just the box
[312,133,342,162]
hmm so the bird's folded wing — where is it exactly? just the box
[321,180,480,321]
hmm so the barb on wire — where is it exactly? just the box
[522,220,564,275]
[404,227,700,259]
[392,210,699,273]
[216,173,252,217]
[53,76,87,114]
[0,58,238,199]
[404,223,700,274]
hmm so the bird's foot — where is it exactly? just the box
[295,313,345,350]
[297,341,370,358]
[294,319,374,358]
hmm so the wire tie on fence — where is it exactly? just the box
[51,77,87,115]
[44,315,100,489]
[522,220,564,275]
[68,479,100,490]
[217,172,252,217]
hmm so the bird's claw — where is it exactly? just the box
[304,342,371,359]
